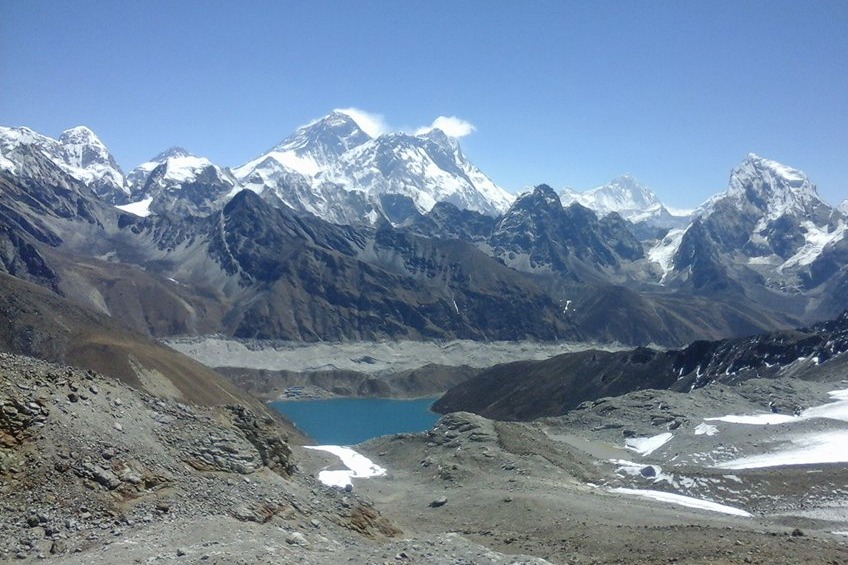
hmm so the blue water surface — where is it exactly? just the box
[271,396,440,445]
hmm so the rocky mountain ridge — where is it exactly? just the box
[1,118,846,345]
[433,309,848,421]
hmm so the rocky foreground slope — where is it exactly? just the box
[3,350,848,563]
[0,353,555,564]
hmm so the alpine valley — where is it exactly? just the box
[2,110,848,564]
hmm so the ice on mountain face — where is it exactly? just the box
[703,153,823,221]
[235,111,372,180]
[0,153,16,174]
[0,125,128,199]
[160,155,219,183]
[560,174,662,219]
[648,228,686,283]
[115,197,154,217]
[839,200,848,215]
[780,220,847,270]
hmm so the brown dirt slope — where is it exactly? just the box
[0,271,252,408]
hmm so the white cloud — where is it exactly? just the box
[415,115,476,138]
[333,107,390,138]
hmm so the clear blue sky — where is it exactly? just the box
[1,0,846,209]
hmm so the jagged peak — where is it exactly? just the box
[511,184,561,209]
[722,153,823,214]
[736,153,810,187]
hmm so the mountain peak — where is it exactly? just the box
[722,154,822,219]
[57,125,118,170]
[59,125,101,144]
[277,111,372,154]
[739,153,810,189]
[517,184,561,208]
[151,147,193,163]
[592,174,660,207]
[557,174,682,227]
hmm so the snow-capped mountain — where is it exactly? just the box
[235,111,370,180]
[0,125,129,203]
[234,111,514,223]
[337,128,514,216]
[838,199,848,216]
[124,148,239,218]
[559,174,691,229]
[664,154,845,298]
[232,112,378,225]
[695,153,839,262]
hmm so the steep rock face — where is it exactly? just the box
[490,185,644,281]
[671,219,744,294]
[404,201,497,242]
[694,154,835,259]
[208,191,574,341]
[0,145,119,290]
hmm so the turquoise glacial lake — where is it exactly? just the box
[270,397,440,445]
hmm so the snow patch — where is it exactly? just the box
[705,413,796,425]
[781,220,846,270]
[625,433,673,456]
[706,387,848,425]
[648,228,686,283]
[694,422,718,436]
[304,445,386,488]
[715,430,848,470]
[115,197,154,217]
[610,488,752,517]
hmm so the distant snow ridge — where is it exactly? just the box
[559,174,691,228]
